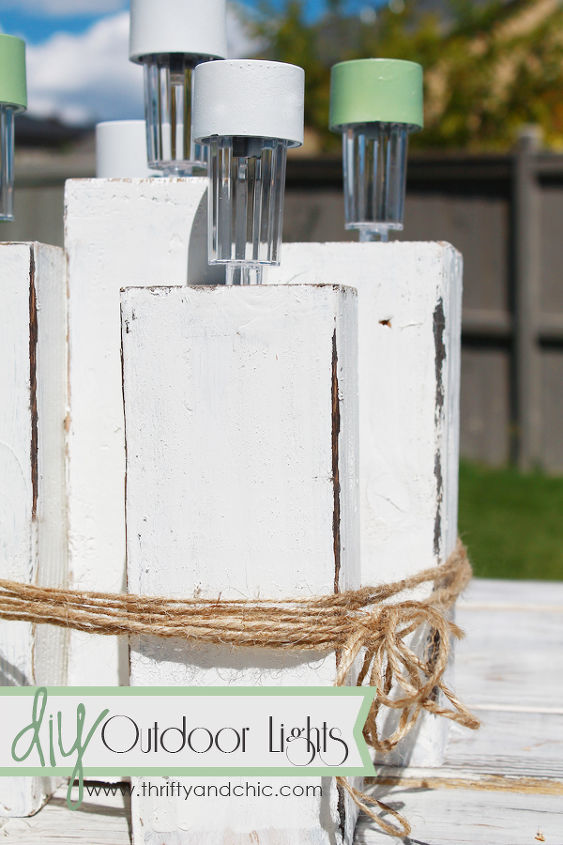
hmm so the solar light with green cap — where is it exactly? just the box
[0,34,27,222]
[330,58,423,242]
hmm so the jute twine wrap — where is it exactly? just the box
[0,539,479,838]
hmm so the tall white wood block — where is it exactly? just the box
[268,241,463,767]
[122,284,360,845]
[64,177,224,687]
[0,243,67,816]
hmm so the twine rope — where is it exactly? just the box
[0,539,479,838]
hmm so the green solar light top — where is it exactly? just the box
[0,35,27,111]
[329,59,423,131]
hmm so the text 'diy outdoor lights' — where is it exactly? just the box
[330,59,423,241]
[192,60,304,285]
[0,35,26,222]
[129,0,227,175]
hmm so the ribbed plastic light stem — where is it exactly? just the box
[208,136,288,285]
[343,122,409,240]
[0,105,15,221]
[143,54,210,175]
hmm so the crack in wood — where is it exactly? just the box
[331,329,341,595]
[29,249,38,521]
[432,299,446,558]
[332,328,347,843]
[369,774,563,796]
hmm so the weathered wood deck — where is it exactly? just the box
[1,577,561,844]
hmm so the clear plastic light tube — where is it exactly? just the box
[208,136,288,285]
[142,53,209,175]
[343,122,410,242]
[0,105,15,221]
[0,35,27,222]
[129,0,227,176]
[193,60,304,285]
[330,59,423,242]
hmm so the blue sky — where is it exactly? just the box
[0,1,127,44]
[0,1,372,45]
[0,1,377,125]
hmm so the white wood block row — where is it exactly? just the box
[121,284,360,845]
[0,243,67,816]
[268,241,463,767]
[64,177,223,687]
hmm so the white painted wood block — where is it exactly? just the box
[268,242,463,767]
[64,177,224,687]
[122,284,360,845]
[0,242,67,816]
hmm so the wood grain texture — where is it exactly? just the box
[121,284,360,844]
[354,783,563,844]
[268,241,463,767]
[0,243,67,817]
[64,178,223,687]
[0,784,132,844]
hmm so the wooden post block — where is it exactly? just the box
[64,177,224,687]
[121,284,360,845]
[0,243,67,816]
[268,242,463,766]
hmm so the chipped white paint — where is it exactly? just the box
[268,241,463,766]
[0,243,67,816]
[122,284,360,844]
[64,178,224,687]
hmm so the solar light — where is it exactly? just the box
[330,59,423,242]
[129,0,227,176]
[0,35,26,222]
[96,121,160,178]
[192,60,304,285]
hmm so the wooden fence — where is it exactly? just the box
[284,141,563,472]
[2,141,562,471]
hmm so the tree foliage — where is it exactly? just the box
[250,0,563,151]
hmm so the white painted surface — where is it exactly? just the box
[64,178,224,687]
[355,784,563,844]
[122,284,360,844]
[2,578,561,844]
[192,60,305,146]
[268,241,463,767]
[0,243,67,817]
[129,0,227,61]
[96,122,157,178]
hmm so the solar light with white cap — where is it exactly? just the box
[0,35,26,222]
[330,59,423,242]
[129,0,227,176]
[96,121,160,178]
[192,59,305,285]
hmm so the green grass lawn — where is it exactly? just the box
[458,461,563,581]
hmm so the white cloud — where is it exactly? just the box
[26,11,142,124]
[2,0,126,16]
[24,3,263,126]
[227,3,264,59]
